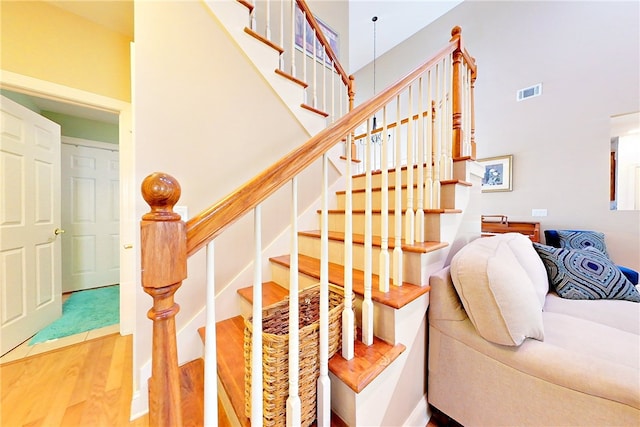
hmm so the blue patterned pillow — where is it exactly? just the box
[533,243,640,302]
[556,230,609,257]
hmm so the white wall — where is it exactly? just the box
[355,0,640,270]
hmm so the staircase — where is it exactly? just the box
[137,1,479,426]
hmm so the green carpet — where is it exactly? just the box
[29,285,120,345]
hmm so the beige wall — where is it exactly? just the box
[133,0,324,396]
[0,1,131,102]
[355,0,640,270]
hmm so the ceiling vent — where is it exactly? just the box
[517,83,542,101]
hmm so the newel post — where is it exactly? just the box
[348,74,358,160]
[140,172,187,427]
[450,26,464,160]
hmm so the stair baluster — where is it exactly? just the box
[362,118,374,345]
[252,205,264,426]
[393,95,404,286]
[318,153,331,425]
[287,178,301,426]
[416,78,426,242]
[379,107,390,292]
[405,85,415,244]
[203,241,218,426]
[342,133,355,360]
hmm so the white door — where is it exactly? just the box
[1,96,62,355]
[61,139,119,292]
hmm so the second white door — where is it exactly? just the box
[61,138,119,292]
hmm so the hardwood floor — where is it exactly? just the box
[1,333,148,427]
[1,331,459,427]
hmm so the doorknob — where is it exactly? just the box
[54,228,65,235]
[123,244,133,249]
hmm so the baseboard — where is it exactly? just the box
[404,394,430,427]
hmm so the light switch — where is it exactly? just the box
[532,209,547,217]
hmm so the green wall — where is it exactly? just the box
[1,89,119,144]
[40,111,118,144]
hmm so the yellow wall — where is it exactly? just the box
[1,1,131,101]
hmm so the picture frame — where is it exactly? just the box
[478,155,513,192]
[294,5,339,65]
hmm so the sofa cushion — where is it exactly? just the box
[450,236,545,346]
[556,230,609,257]
[533,243,640,302]
[544,292,640,335]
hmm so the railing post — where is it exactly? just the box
[470,68,477,159]
[348,75,358,160]
[450,26,464,160]
[140,172,187,427]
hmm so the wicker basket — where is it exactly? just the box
[243,284,346,427]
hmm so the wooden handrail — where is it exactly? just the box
[296,0,349,88]
[186,27,467,256]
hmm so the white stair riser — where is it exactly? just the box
[337,185,443,211]
[298,234,436,285]
[351,166,443,191]
[325,211,458,243]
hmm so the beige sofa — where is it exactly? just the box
[428,233,640,426]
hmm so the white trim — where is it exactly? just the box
[61,136,120,152]
[0,69,128,113]
[403,394,430,427]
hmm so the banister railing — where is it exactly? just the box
[239,0,355,123]
[140,25,476,427]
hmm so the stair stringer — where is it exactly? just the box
[203,0,329,137]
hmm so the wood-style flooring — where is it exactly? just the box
[1,332,457,426]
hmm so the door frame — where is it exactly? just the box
[0,69,135,336]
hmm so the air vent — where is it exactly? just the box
[517,83,542,101]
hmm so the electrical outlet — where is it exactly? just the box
[532,208,547,217]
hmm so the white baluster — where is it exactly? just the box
[302,11,307,104]
[393,96,404,286]
[317,154,330,426]
[415,78,425,243]
[265,0,271,41]
[362,119,374,345]
[203,241,217,426]
[286,178,301,427]
[290,1,296,77]
[426,70,434,210]
[331,67,335,121]
[278,0,284,70]
[379,107,390,293]
[250,0,256,31]
[405,85,415,245]
[313,29,318,108]
[342,133,355,360]
[323,46,327,114]
[251,205,263,426]
[432,60,442,209]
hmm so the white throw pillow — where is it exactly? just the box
[450,237,545,346]
[499,233,549,307]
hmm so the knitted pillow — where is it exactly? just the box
[533,243,640,302]
[556,230,609,257]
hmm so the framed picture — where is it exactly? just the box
[478,155,513,192]
[294,5,339,65]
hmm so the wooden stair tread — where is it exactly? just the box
[215,316,251,427]
[179,358,205,427]
[270,254,430,309]
[213,316,349,426]
[237,281,289,307]
[329,331,406,393]
[299,229,448,254]
[337,179,472,194]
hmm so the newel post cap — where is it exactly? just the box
[142,172,182,221]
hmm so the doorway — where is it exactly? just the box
[0,71,135,340]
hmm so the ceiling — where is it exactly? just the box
[19,0,459,123]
